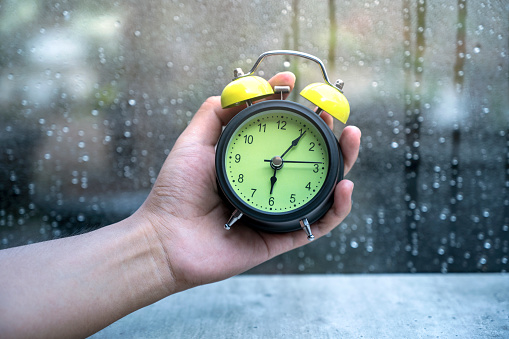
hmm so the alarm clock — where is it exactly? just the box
[215,50,350,240]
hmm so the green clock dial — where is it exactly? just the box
[216,100,343,235]
[225,110,329,212]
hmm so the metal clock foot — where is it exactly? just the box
[299,218,315,241]
[225,209,243,230]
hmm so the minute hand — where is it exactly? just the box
[264,160,323,164]
[280,130,306,158]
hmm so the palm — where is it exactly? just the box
[144,124,274,288]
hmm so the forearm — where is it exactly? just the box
[0,212,173,339]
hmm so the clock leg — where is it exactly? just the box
[299,218,315,241]
[224,209,243,230]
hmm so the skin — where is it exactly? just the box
[0,72,361,338]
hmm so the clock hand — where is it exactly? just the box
[280,130,306,158]
[264,160,323,164]
[269,168,277,195]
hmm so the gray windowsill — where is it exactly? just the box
[91,273,508,338]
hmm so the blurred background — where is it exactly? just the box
[0,0,507,273]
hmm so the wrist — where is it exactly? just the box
[114,211,176,305]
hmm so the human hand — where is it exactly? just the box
[137,72,361,293]
[0,72,359,338]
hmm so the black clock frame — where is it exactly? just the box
[215,100,344,233]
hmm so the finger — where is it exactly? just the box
[261,179,355,255]
[313,179,354,235]
[264,71,296,101]
[339,126,361,176]
[318,110,334,130]
[174,96,228,149]
[182,72,297,148]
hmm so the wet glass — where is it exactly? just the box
[1,0,507,273]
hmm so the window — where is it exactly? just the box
[1,0,507,273]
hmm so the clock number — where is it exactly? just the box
[269,197,275,206]
[305,182,311,191]
[290,194,296,203]
[276,120,287,130]
[309,142,315,151]
[235,154,241,163]
[251,189,257,197]
[244,135,254,144]
[313,164,319,173]
[258,123,266,133]
[238,174,244,183]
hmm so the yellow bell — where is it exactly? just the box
[300,83,350,123]
[221,76,274,108]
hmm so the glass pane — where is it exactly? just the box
[1,0,507,273]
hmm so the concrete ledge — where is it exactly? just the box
[91,274,509,338]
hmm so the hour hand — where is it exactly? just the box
[269,168,277,194]
[269,156,283,194]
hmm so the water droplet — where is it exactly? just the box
[473,46,481,54]
[128,99,136,106]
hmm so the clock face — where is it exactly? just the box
[224,109,330,214]
[216,100,342,231]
